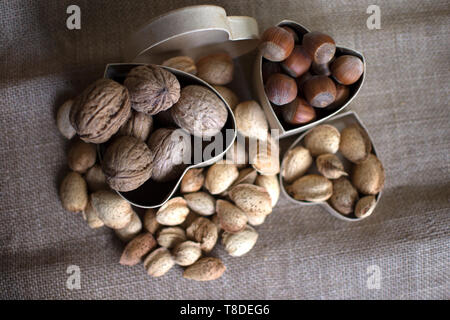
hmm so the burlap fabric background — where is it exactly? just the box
[1,0,449,300]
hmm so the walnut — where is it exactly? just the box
[102,136,154,192]
[70,79,131,144]
[119,111,153,141]
[124,65,180,115]
[147,128,190,182]
[171,85,228,138]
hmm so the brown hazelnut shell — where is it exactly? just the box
[281,46,312,78]
[302,31,336,64]
[331,55,364,85]
[282,97,316,125]
[303,75,336,108]
[265,73,298,106]
[259,26,295,62]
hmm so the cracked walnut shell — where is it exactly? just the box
[124,65,180,115]
[70,79,131,144]
[102,136,154,192]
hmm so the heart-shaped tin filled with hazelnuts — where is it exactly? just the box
[100,63,237,208]
[254,21,366,138]
[280,111,385,221]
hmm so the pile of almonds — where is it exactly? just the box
[282,123,385,219]
[57,52,280,281]
[259,25,364,127]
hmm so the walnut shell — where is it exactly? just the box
[147,128,190,182]
[196,53,234,85]
[162,56,197,75]
[70,79,131,143]
[124,65,180,115]
[171,85,228,138]
[119,111,153,141]
[102,136,153,192]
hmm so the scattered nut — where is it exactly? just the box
[281,146,313,184]
[259,26,294,62]
[234,101,268,141]
[67,139,97,174]
[212,85,239,110]
[115,211,142,242]
[102,136,154,192]
[180,168,205,193]
[329,177,359,215]
[222,226,258,257]
[162,56,197,75]
[120,233,157,266]
[147,128,189,182]
[232,168,258,186]
[124,65,180,115]
[172,241,202,266]
[183,257,226,281]
[156,197,190,226]
[304,124,340,156]
[90,190,133,229]
[143,209,160,234]
[56,99,76,139]
[247,215,266,226]
[316,153,347,179]
[186,217,218,253]
[184,192,216,216]
[60,171,88,212]
[196,53,234,85]
[204,162,239,195]
[352,154,385,195]
[355,196,377,218]
[157,227,186,249]
[229,184,272,217]
[225,140,248,169]
[339,124,372,163]
[216,200,248,233]
[171,85,228,138]
[70,79,131,143]
[84,164,108,192]
[287,174,333,202]
[250,135,280,175]
[83,200,104,229]
[255,174,280,207]
[144,247,175,277]
[119,111,153,142]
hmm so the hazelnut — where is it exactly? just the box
[204,162,239,195]
[120,233,157,266]
[67,139,97,174]
[147,128,189,182]
[157,227,186,249]
[329,177,359,215]
[144,247,175,277]
[311,61,332,76]
[124,65,180,115]
[184,192,216,216]
[255,174,280,208]
[304,124,340,156]
[70,79,131,144]
[287,174,333,202]
[352,154,385,195]
[156,197,190,226]
[234,101,269,141]
[59,171,88,213]
[102,136,153,192]
[171,85,228,138]
[303,75,336,108]
[90,190,133,229]
[84,164,108,192]
[355,196,377,218]
[172,241,202,266]
[296,71,313,95]
[180,168,205,193]
[212,85,239,110]
[186,217,218,253]
[259,26,294,62]
[262,60,282,84]
[281,46,312,77]
[282,97,316,125]
[143,208,160,234]
[229,184,272,218]
[302,31,336,64]
[281,146,313,184]
[183,257,226,281]
[328,83,350,109]
[222,225,258,257]
[162,56,197,75]
[56,99,76,139]
[331,55,364,85]
[281,26,299,43]
[196,53,234,85]
[115,211,142,242]
[339,124,372,163]
[118,111,153,142]
[316,153,347,179]
[265,73,297,106]
[216,200,248,233]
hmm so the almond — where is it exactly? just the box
[216,200,248,233]
[339,124,372,163]
[60,171,88,213]
[180,168,204,193]
[232,167,258,186]
[84,164,108,192]
[143,208,160,234]
[229,184,272,217]
[156,197,190,226]
[281,146,312,183]
[287,174,333,202]
[186,217,218,253]
[352,154,385,195]
[255,174,280,208]
[90,190,133,229]
[234,101,269,141]
[172,241,202,266]
[115,211,142,242]
[184,192,216,216]
[355,196,377,218]
[143,247,175,277]
[250,135,280,175]
[83,200,104,229]
[183,257,226,281]
[204,162,239,195]
[120,233,157,266]
[157,227,186,249]
[316,153,347,179]
[304,124,340,156]
[329,177,359,215]
[222,226,258,257]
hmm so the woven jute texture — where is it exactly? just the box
[1,0,449,300]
